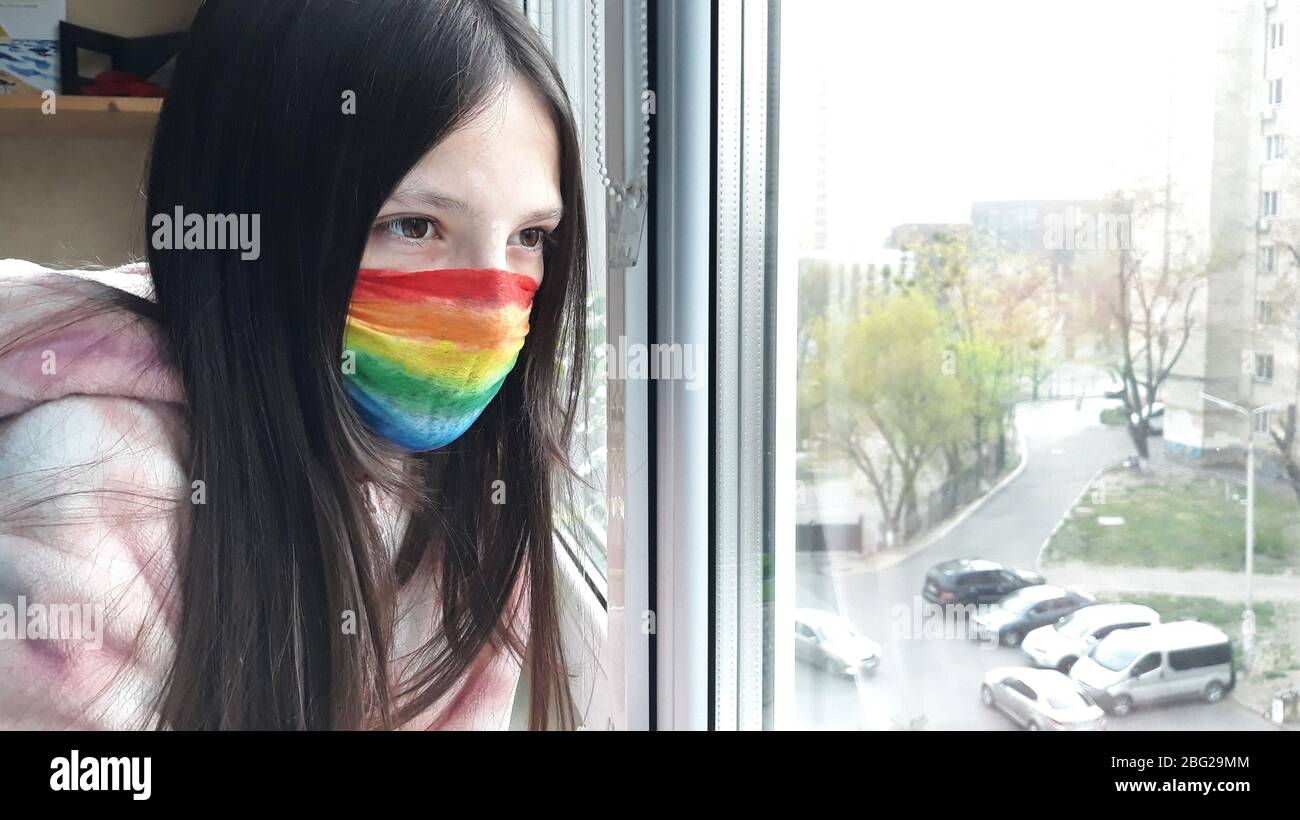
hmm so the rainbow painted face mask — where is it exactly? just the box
[342,266,537,451]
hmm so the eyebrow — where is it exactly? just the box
[386,184,564,226]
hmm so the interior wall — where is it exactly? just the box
[67,0,202,37]
[0,0,201,268]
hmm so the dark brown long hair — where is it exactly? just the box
[141,0,586,729]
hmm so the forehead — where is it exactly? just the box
[392,78,562,216]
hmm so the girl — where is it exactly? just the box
[0,0,588,730]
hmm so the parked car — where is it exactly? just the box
[922,558,1045,610]
[1130,401,1165,435]
[971,584,1095,647]
[980,667,1106,731]
[794,608,881,677]
[1069,621,1235,716]
[1022,603,1161,673]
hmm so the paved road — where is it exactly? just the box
[794,399,1279,731]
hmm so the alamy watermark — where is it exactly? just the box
[151,205,261,260]
[1041,207,1131,251]
[600,334,704,389]
[0,597,103,650]
[890,597,1002,650]
[50,750,151,801]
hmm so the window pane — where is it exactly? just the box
[779,0,1292,731]
[530,0,612,581]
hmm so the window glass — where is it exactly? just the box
[1045,690,1089,710]
[818,620,855,643]
[1002,594,1037,616]
[527,0,613,581]
[1056,612,1091,639]
[779,0,1284,732]
[1169,643,1232,670]
[1094,636,1143,673]
[1133,653,1162,676]
[1007,680,1036,700]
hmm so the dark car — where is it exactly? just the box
[922,558,1045,609]
[971,585,1096,647]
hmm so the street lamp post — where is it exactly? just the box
[1199,392,1288,672]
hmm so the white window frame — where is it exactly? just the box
[713,0,790,731]
[1264,189,1280,216]
[648,0,788,733]
[652,0,712,731]
[714,0,771,731]
[512,0,654,732]
[600,0,654,735]
[1270,77,1284,105]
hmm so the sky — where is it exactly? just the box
[778,0,1221,256]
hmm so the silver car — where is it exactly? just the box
[981,667,1106,731]
[1069,621,1235,716]
[1022,603,1160,673]
[795,608,881,677]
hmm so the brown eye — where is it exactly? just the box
[519,228,548,249]
[383,217,435,240]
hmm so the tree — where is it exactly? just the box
[1102,187,1203,460]
[1268,404,1300,504]
[1024,335,1053,401]
[952,336,1020,476]
[801,292,965,544]
[797,258,832,375]
[1256,161,1300,503]
[906,228,1054,476]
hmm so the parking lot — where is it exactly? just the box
[794,400,1281,731]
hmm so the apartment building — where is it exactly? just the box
[799,248,912,322]
[1164,0,1300,467]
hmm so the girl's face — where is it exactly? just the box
[361,77,563,286]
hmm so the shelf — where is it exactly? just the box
[0,95,161,139]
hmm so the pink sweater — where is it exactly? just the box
[0,259,526,730]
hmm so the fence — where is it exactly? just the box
[795,428,1021,553]
[917,454,1010,533]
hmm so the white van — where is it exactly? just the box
[1068,621,1235,716]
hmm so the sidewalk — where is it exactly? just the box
[1045,561,1300,603]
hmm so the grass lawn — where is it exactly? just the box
[1097,592,1297,675]
[1045,474,1300,574]
[1096,592,1276,632]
